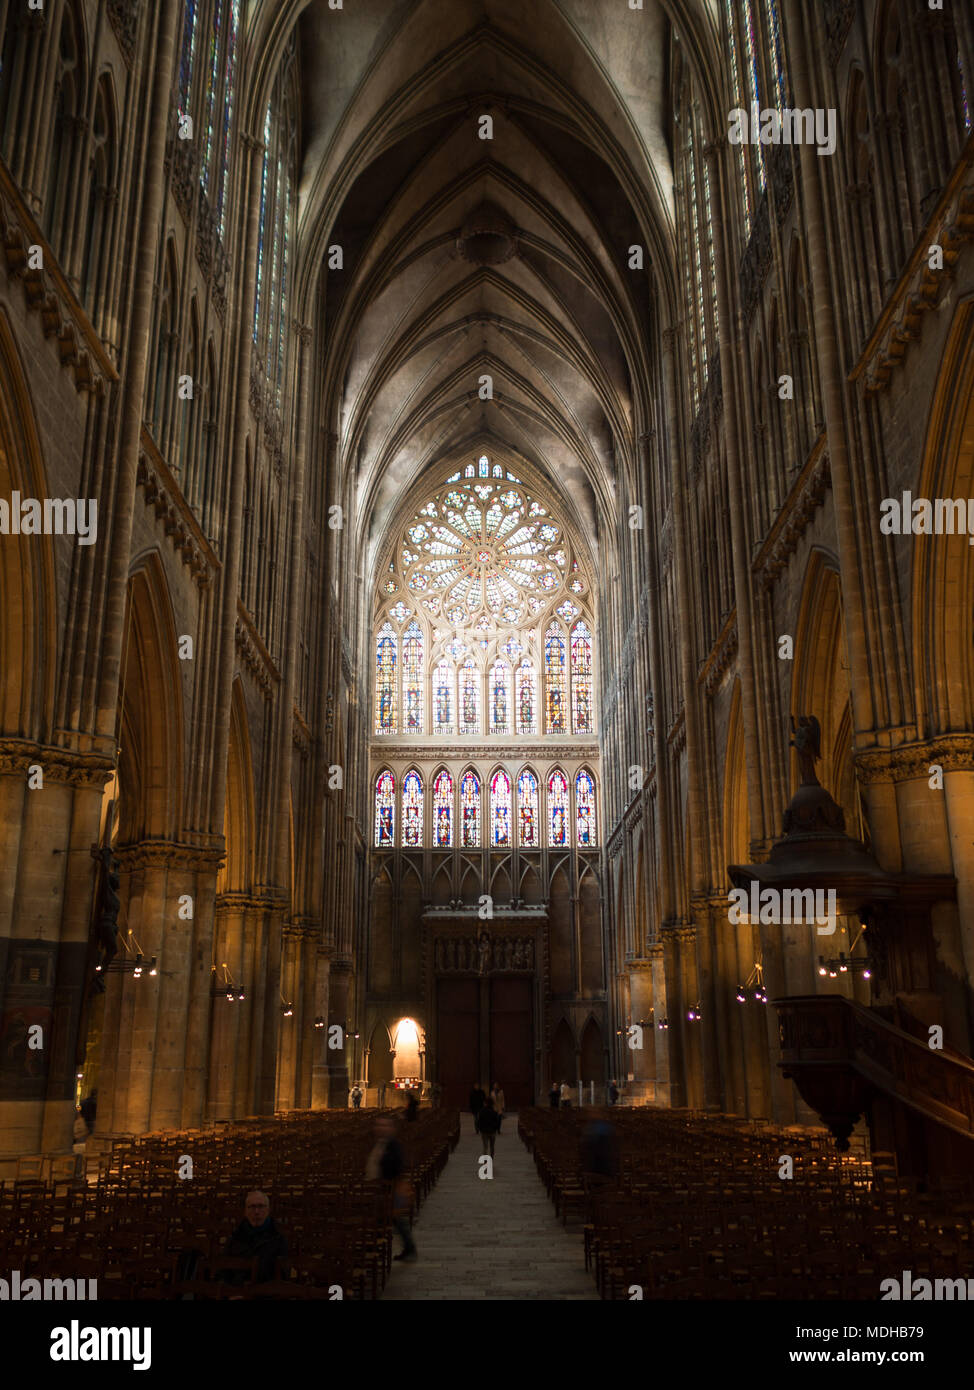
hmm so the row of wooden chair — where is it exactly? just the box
[518,1107,974,1300]
[1,1108,460,1299]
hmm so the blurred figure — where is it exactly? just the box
[377,1079,386,1107]
[469,1082,486,1132]
[367,1116,417,1262]
[405,1087,419,1122]
[560,1079,572,1108]
[72,1107,88,1153]
[351,1083,363,1109]
[580,1119,618,1185]
[490,1080,505,1133]
[478,1097,501,1159]
[548,1081,560,1108]
[608,1079,620,1105]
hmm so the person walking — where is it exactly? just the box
[478,1097,501,1159]
[469,1082,486,1133]
[608,1079,620,1106]
[366,1116,417,1262]
[489,1081,505,1133]
[377,1079,386,1107]
[351,1083,363,1109]
[560,1079,572,1108]
[549,1081,560,1108]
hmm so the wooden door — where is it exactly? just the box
[489,976,534,1109]
[436,976,480,1110]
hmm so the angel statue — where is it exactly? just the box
[790,714,822,787]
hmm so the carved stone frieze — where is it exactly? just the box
[0,170,116,396]
[855,172,974,397]
[855,735,974,784]
[136,442,217,587]
[754,451,831,590]
[115,840,226,872]
[106,0,138,66]
[433,934,535,973]
[235,606,280,700]
[373,744,599,762]
[0,739,113,788]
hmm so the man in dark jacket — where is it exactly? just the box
[222,1191,288,1284]
[477,1097,501,1158]
[469,1083,486,1132]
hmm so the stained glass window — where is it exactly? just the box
[548,770,569,848]
[516,660,536,736]
[216,0,239,235]
[460,771,480,848]
[179,0,198,114]
[576,770,597,847]
[459,659,480,735]
[686,115,707,404]
[491,770,512,847]
[375,770,395,847]
[518,770,539,848]
[375,623,397,734]
[433,770,453,847]
[764,0,787,110]
[571,621,593,735]
[724,0,752,234]
[489,660,512,735]
[253,104,271,343]
[201,0,222,203]
[402,621,424,734]
[433,660,454,735]
[545,625,567,734]
[742,0,767,193]
[277,166,290,387]
[402,770,423,848]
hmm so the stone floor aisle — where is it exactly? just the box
[381,1113,598,1301]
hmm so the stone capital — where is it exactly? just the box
[115,839,226,872]
[855,735,974,784]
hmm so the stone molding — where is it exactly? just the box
[372,744,599,762]
[853,160,974,397]
[0,740,113,788]
[292,705,311,759]
[114,840,225,872]
[0,165,117,395]
[106,0,138,66]
[235,600,281,698]
[699,608,738,696]
[753,446,831,590]
[855,735,974,783]
[138,430,220,587]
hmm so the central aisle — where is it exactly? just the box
[381,1112,598,1301]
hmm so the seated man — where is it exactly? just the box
[221,1190,288,1284]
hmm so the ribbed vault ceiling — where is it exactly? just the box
[288,0,703,581]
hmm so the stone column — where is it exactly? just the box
[783,0,875,740]
[311,948,332,1109]
[95,0,182,736]
[325,959,353,1106]
[703,138,775,852]
[206,898,245,1121]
